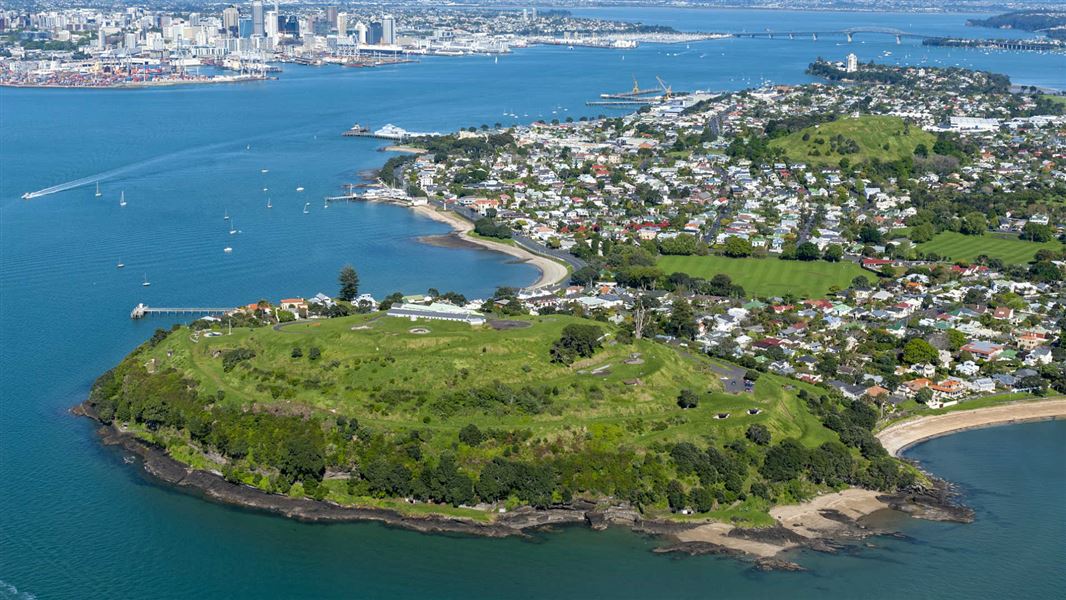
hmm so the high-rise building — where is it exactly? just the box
[845,53,858,73]
[265,10,278,39]
[222,6,239,34]
[326,6,338,28]
[354,21,367,45]
[336,12,348,37]
[381,14,395,45]
[251,0,264,37]
[368,21,383,45]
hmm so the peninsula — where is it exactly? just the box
[82,61,1065,567]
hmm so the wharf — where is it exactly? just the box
[131,303,232,319]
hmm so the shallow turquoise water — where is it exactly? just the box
[1,9,1063,598]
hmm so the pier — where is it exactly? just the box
[130,303,232,319]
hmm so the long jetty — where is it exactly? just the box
[130,303,232,319]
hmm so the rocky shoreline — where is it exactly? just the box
[74,401,974,571]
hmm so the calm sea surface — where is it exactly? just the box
[1,8,1063,598]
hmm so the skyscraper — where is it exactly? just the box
[222,6,239,34]
[251,0,264,37]
[265,9,278,39]
[846,53,858,73]
[354,21,367,45]
[326,6,339,28]
[381,14,395,45]
[336,12,348,37]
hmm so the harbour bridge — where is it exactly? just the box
[725,27,933,44]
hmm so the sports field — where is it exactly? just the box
[658,255,868,298]
[918,231,1063,264]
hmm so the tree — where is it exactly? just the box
[722,236,753,258]
[338,265,360,301]
[858,224,883,244]
[760,439,808,482]
[902,338,938,365]
[291,347,303,359]
[1029,261,1063,283]
[947,329,967,351]
[550,324,603,365]
[676,389,699,409]
[1020,222,1054,243]
[915,387,934,405]
[570,265,600,286]
[958,212,987,236]
[823,244,844,262]
[746,424,771,446]
[659,234,701,256]
[666,298,698,340]
[459,424,485,447]
[796,242,820,261]
[689,487,715,513]
[910,222,935,243]
[666,480,686,511]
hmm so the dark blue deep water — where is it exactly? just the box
[2,8,1063,598]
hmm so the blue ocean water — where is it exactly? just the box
[1,9,1063,598]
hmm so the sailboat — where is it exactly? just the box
[266,198,272,209]
[116,260,125,269]
[303,202,310,214]
[142,273,151,287]
[224,210,230,220]
[223,247,233,254]
[494,55,498,64]
[323,197,328,209]
[95,182,102,197]
[229,221,238,235]
[296,186,305,192]
[119,191,127,207]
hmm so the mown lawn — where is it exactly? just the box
[770,115,935,165]
[658,255,868,298]
[918,231,1063,265]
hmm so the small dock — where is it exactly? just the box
[324,193,364,202]
[131,303,232,319]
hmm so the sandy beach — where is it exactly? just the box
[877,398,1066,457]
[411,204,569,290]
[671,489,890,558]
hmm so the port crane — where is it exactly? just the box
[656,76,673,101]
[599,75,663,99]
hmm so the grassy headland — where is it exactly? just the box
[86,313,913,524]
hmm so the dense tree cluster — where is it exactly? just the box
[473,217,512,239]
[550,323,603,365]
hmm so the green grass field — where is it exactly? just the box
[918,231,1063,264]
[770,115,935,165]
[658,255,869,298]
[146,314,833,452]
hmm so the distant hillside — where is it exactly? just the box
[769,115,935,166]
[968,10,1066,40]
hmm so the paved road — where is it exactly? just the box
[437,201,588,273]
